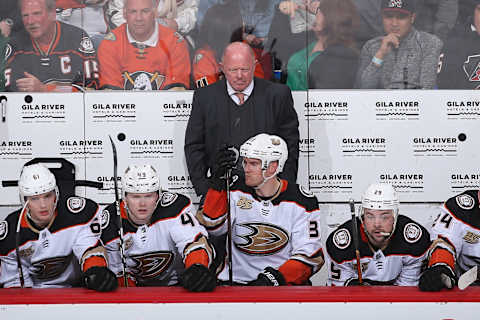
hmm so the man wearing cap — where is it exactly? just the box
[355,0,443,89]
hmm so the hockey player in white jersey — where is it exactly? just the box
[100,164,216,291]
[325,183,431,286]
[0,164,117,291]
[419,190,480,291]
[197,133,324,285]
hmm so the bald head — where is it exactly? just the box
[221,42,256,92]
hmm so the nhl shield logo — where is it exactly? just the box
[456,194,475,210]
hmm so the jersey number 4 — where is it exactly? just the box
[432,213,453,229]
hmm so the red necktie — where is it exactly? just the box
[234,92,245,105]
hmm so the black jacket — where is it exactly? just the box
[184,77,299,196]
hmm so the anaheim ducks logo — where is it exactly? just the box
[131,251,173,279]
[235,223,289,255]
[123,71,165,90]
[31,256,70,280]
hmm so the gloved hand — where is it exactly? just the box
[419,265,456,291]
[83,266,118,292]
[181,264,217,292]
[249,267,286,286]
[209,145,239,191]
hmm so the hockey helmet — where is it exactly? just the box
[18,163,59,205]
[240,133,288,176]
[360,183,399,229]
[122,164,161,198]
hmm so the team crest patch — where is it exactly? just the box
[237,197,253,209]
[78,36,95,54]
[67,197,86,213]
[160,192,178,207]
[0,221,8,240]
[403,223,422,243]
[193,53,203,64]
[299,185,314,198]
[456,194,475,210]
[463,231,480,244]
[235,223,289,255]
[100,209,110,229]
[333,228,351,249]
[104,32,116,41]
[123,71,165,90]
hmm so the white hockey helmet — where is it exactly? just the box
[18,163,59,205]
[240,133,288,176]
[122,164,161,198]
[360,183,399,229]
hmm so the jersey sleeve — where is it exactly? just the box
[159,30,191,89]
[196,188,228,236]
[394,254,427,286]
[0,251,34,288]
[98,33,124,89]
[169,202,214,267]
[192,49,220,88]
[278,205,324,284]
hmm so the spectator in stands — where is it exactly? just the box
[265,1,317,83]
[437,0,480,89]
[415,0,458,42]
[56,0,108,49]
[355,0,443,89]
[0,34,6,91]
[185,41,299,197]
[4,0,99,92]
[1,0,24,38]
[192,1,271,88]
[105,0,198,48]
[97,0,191,90]
[285,0,359,90]
[192,1,243,88]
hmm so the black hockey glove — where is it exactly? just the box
[249,267,286,286]
[83,266,118,292]
[419,265,456,292]
[209,145,239,191]
[181,264,217,292]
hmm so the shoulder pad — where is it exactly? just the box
[0,220,8,241]
[104,32,116,41]
[67,196,86,214]
[160,192,178,207]
[299,185,315,198]
[403,222,423,244]
[99,209,111,230]
[79,36,95,54]
[454,193,475,210]
[193,53,204,64]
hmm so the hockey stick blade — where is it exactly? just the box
[458,265,478,290]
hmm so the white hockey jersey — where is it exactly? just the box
[100,192,214,286]
[0,197,105,288]
[325,215,431,286]
[429,190,480,280]
[198,178,324,284]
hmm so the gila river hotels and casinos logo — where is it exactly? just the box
[21,103,66,123]
[167,175,196,198]
[58,139,104,159]
[0,140,33,160]
[375,100,420,120]
[308,173,353,195]
[304,100,349,121]
[128,137,175,159]
[449,173,480,193]
[445,100,480,120]
[412,135,462,157]
[299,138,316,158]
[341,137,386,157]
[90,103,137,123]
[161,100,192,122]
[379,173,424,194]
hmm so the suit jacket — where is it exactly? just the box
[184,77,299,196]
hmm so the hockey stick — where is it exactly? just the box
[226,167,233,286]
[349,199,363,284]
[108,135,128,287]
[15,201,29,288]
[458,265,479,290]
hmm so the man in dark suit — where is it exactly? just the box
[184,41,299,197]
